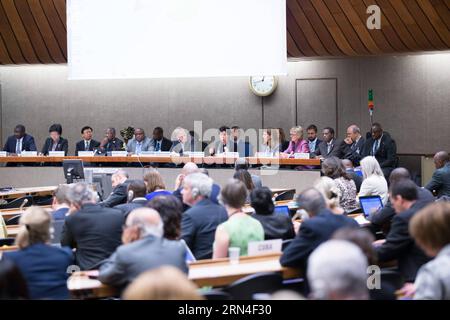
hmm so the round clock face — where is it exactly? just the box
[249,76,278,96]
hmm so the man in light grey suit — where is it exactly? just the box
[98,208,188,288]
[126,128,154,154]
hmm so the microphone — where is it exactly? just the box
[20,198,29,211]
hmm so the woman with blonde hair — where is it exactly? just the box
[281,126,310,158]
[359,156,388,204]
[314,176,345,214]
[122,266,202,300]
[2,206,73,299]
[143,169,172,201]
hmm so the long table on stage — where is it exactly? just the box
[0,155,321,166]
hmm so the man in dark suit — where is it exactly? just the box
[61,183,124,270]
[375,179,431,283]
[99,169,130,207]
[173,162,200,212]
[41,123,68,156]
[361,123,397,178]
[3,124,37,154]
[180,173,228,260]
[152,127,173,152]
[280,188,358,270]
[370,168,434,236]
[425,151,450,198]
[99,127,124,153]
[315,127,346,159]
[98,208,187,288]
[306,124,322,158]
[343,125,365,166]
[114,180,148,217]
[51,184,71,220]
[75,126,100,156]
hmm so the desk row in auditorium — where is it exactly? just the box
[0,155,321,166]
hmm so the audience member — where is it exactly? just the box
[122,266,202,300]
[375,179,431,283]
[234,158,262,188]
[51,184,71,220]
[361,123,397,178]
[425,151,450,198]
[41,123,68,156]
[143,170,172,201]
[3,207,73,299]
[198,168,221,204]
[61,183,124,270]
[280,188,358,270]
[99,208,187,288]
[148,195,183,240]
[341,158,363,192]
[99,169,131,207]
[410,202,450,300]
[307,240,369,300]
[313,177,345,215]
[321,157,358,212]
[250,187,295,240]
[181,173,228,259]
[172,162,199,211]
[359,156,389,205]
[114,180,148,217]
[0,259,29,299]
[75,126,100,155]
[213,179,264,258]
[233,169,255,198]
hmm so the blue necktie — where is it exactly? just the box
[155,141,161,151]
[373,140,379,155]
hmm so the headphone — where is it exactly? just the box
[191,187,200,199]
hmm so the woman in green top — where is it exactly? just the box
[213,179,264,258]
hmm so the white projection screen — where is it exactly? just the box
[67,0,287,79]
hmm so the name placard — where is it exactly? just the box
[111,151,128,157]
[247,239,282,257]
[0,151,7,157]
[20,151,38,157]
[49,151,65,157]
[294,153,310,159]
[78,151,95,157]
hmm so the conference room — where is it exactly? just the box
[1,0,450,309]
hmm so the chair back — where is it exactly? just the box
[224,272,283,299]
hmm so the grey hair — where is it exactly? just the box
[67,182,98,206]
[314,177,341,210]
[290,126,304,138]
[113,169,129,179]
[128,208,164,238]
[349,125,360,134]
[296,188,327,217]
[183,173,213,198]
[360,156,384,179]
[307,240,369,300]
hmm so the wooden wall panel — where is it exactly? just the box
[0,0,449,64]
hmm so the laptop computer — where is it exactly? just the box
[359,195,383,218]
[274,205,290,217]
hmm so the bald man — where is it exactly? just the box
[173,162,199,211]
[343,125,365,166]
[98,208,188,288]
[99,169,131,207]
[425,151,450,198]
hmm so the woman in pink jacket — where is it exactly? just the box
[281,126,310,158]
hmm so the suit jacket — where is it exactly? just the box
[99,180,131,207]
[52,207,69,220]
[283,139,310,155]
[181,198,228,260]
[153,137,173,152]
[425,163,450,198]
[61,203,124,270]
[41,137,69,156]
[316,139,346,159]
[114,198,148,218]
[170,140,191,155]
[308,138,322,157]
[75,139,101,156]
[280,209,358,269]
[101,138,124,152]
[251,213,295,240]
[98,235,188,288]
[3,243,73,299]
[376,202,431,282]
[3,134,37,153]
[126,137,154,154]
[343,137,366,166]
[361,134,397,172]
[213,140,253,157]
